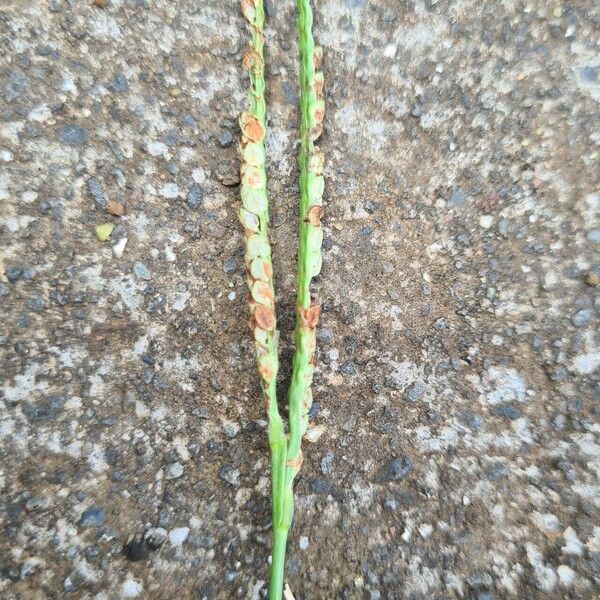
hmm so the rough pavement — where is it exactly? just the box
[1,0,599,598]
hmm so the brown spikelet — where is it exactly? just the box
[305,205,323,227]
[299,303,321,329]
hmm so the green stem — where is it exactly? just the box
[239,2,289,595]
[284,0,324,494]
[269,527,289,600]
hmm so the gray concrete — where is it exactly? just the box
[1,0,599,598]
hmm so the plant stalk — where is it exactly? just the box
[280,0,326,590]
[240,1,324,597]
[239,2,289,595]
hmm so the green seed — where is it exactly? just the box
[239,208,260,232]
[242,188,268,214]
[243,142,265,166]
[307,173,325,201]
[250,257,271,281]
[246,234,271,259]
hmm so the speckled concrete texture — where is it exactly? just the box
[1,0,599,598]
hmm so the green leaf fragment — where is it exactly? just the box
[95,223,115,241]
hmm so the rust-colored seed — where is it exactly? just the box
[312,77,323,97]
[252,280,275,306]
[313,47,323,70]
[242,49,262,71]
[240,0,256,22]
[243,166,264,189]
[305,205,323,227]
[309,147,325,174]
[310,123,323,141]
[259,361,275,381]
[299,303,321,329]
[254,305,276,331]
[241,115,265,142]
[312,107,324,125]
[286,450,303,469]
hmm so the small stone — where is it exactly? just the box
[188,532,216,549]
[383,497,397,511]
[304,423,326,443]
[105,199,125,216]
[218,465,240,487]
[169,87,182,98]
[5,265,23,283]
[403,382,425,402]
[309,479,330,494]
[79,506,107,528]
[122,580,143,598]
[490,404,521,420]
[112,237,128,258]
[584,271,600,287]
[557,565,575,587]
[485,462,506,481]
[418,523,433,539]
[222,421,240,438]
[186,183,203,209]
[532,512,560,533]
[87,177,106,208]
[58,123,87,146]
[571,309,592,327]
[381,456,412,482]
[159,183,181,199]
[22,394,65,422]
[26,295,45,311]
[123,538,150,562]
[168,527,189,546]
[467,571,493,590]
[96,223,115,241]
[340,361,357,375]
[217,130,234,148]
[316,328,333,344]
[5,69,29,102]
[165,462,184,480]
[447,187,467,207]
[223,258,236,274]
[299,536,309,551]
[144,527,168,550]
[579,66,598,83]
[433,317,448,331]
[132,262,151,280]
[320,451,334,475]
[383,44,397,58]
[94,0,108,7]
[111,73,128,93]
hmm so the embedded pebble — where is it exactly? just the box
[58,123,87,146]
[132,262,151,280]
[168,527,190,547]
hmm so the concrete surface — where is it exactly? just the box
[1,0,599,598]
